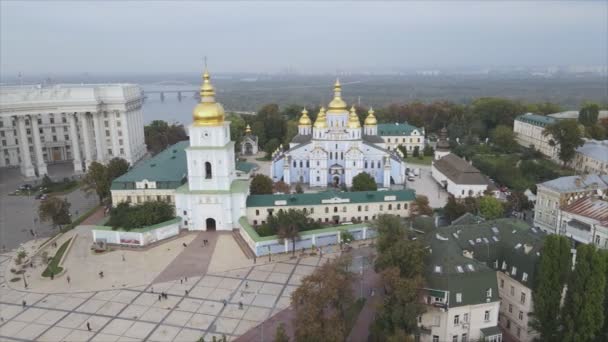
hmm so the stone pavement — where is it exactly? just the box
[0,234,344,341]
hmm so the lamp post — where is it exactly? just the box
[23,271,28,289]
[267,246,271,262]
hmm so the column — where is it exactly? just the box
[30,115,48,176]
[80,113,93,167]
[110,111,120,160]
[120,111,133,163]
[16,116,35,177]
[91,112,104,163]
[68,113,83,173]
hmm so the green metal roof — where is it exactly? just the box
[111,141,188,190]
[515,113,557,127]
[236,162,257,173]
[377,122,422,136]
[481,326,502,337]
[246,189,416,207]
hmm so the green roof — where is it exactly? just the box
[246,189,416,207]
[236,161,257,173]
[445,218,545,286]
[515,113,557,127]
[377,122,422,136]
[111,141,188,190]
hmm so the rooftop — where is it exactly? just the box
[433,153,492,185]
[548,110,608,120]
[515,113,557,127]
[562,196,608,226]
[576,140,608,163]
[539,174,608,193]
[246,189,416,207]
[377,122,422,136]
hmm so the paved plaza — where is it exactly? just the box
[0,234,341,341]
[404,164,449,208]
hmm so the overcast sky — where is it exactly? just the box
[1,1,606,74]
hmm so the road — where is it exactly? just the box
[0,164,98,251]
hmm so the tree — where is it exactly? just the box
[273,181,290,194]
[107,201,175,230]
[561,244,606,342]
[579,103,600,127]
[398,145,408,159]
[422,145,434,157]
[443,195,468,222]
[250,174,273,195]
[506,191,532,212]
[227,113,247,148]
[478,196,504,219]
[292,256,353,342]
[491,125,518,152]
[351,172,377,191]
[411,195,433,217]
[600,250,608,342]
[412,146,420,158]
[106,157,130,180]
[83,162,110,203]
[39,197,72,229]
[543,119,584,166]
[274,323,289,342]
[530,235,571,342]
[144,120,187,155]
[283,120,298,146]
[275,209,305,257]
[295,183,303,194]
[264,138,280,159]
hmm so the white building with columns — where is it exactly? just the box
[0,84,147,178]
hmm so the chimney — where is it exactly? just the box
[462,250,474,259]
[523,244,533,254]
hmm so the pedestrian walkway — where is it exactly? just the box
[153,231,222,284]
[81,206,105,225]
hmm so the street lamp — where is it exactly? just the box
[23,271,28,289]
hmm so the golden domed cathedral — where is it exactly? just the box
[271,80,407,188]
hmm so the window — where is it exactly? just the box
[334,207,338,213]
[342,206,346,212]
[518,311,523,320]
[484,310,491,322]
[506,319,511,329]
[397,203,401,210]
[183,210,187,215]
[520,292,526,304]
[456,293,462,303]
[365,205,369,211]
[255,210,259,216]
[511,266,517,276]
[500,279,504,288]
[486,288,492,298]
[517,327,521,337]
[388,204,392,210]
[463,313,468,323]
[462,333,468,342]
[452,336,458,342]
[293,161,296,167]
[522,272,528,282]
[509,304,513,313]
[205,162,212,179]
[325,207,329,213]
[379,205,383,211]
[357,205,361,212]
[510,286,515,296]
[433,336,439,342]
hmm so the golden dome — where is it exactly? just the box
[314,107,327,128]
[298,108,312,126]
[347,106,361,129]
[245,124,252,134]
[364,108,377,126]
[327,79,347,114]
[193,69,225,126]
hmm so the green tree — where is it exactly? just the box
[227,113,246,147]
[579,103,600,127]
[562,244,606,342]
[283,120,298,146]
[543,119,584,166]
[530,235,571,342]
[506,191,532,212]
[275,209,307,257]
[106,157,130,180]
[412,146,420,158]
[470,97,526,137]
[250,174,273,195]
[83,162,110,203]
[600,250,608,342]
[295,183,303,194]
[251,121,267,147]
[274,323,289,342]
[264,138,281,159]
[411,195,433,217]
[398,145,408,159]
[144,120,187,155]
[38,197,72,229]
[292,256,353,342]
[351,172,377,191]
[491,125,518,152]
[107,201,175,229]
[478,196,504,219]
[422,145,434,157]
[443,195,468,222]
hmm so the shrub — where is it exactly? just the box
[106,201,175,230]
[42,238,71,277]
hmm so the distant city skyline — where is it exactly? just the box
[1,1,607,75]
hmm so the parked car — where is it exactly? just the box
[408,176,415,182]
[18,184,32,191]
[413,168,420,176]
[40,194,48,201]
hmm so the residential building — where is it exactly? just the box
[513,113,558,160]
[573,140,608,175]
[559,196,608,249]
[418,229,502,342]
[444,218,546,342]
[377,122,425,152]
[534,174,608,233]
[271,82,407,188]
[431,153,495,198]
[0,84,146,177]
[548,110,608,121]
[245,189,415,226]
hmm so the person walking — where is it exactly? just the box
[67,276,70,284]
[86,322,91,331]
[22,300,26,308]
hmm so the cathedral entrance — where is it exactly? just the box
[333,176,340,187]
[206,218,216,231]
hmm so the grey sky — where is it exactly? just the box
[1,1,606,74]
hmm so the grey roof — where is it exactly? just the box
[576,141,608,163]
[291,134,312,144]
[548,110,608,120]
[362,135,385,144]
[539,174,608,193]
[433,154,492,185]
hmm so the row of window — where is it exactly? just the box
[253,214,388,226]
[254,203,408,217]
[386,137,422,143]
[499,278,527,304]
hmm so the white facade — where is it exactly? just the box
[497,272,536,342]
[419,302,501,342]
[0,84,146,177]
[513,113,559,160]
[573,140,608,175]
[431,153,492,199]
[559,197,608,249]
[377,123,426,152]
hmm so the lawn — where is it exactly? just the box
[403,155,433,165]
[42,238,71,277]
